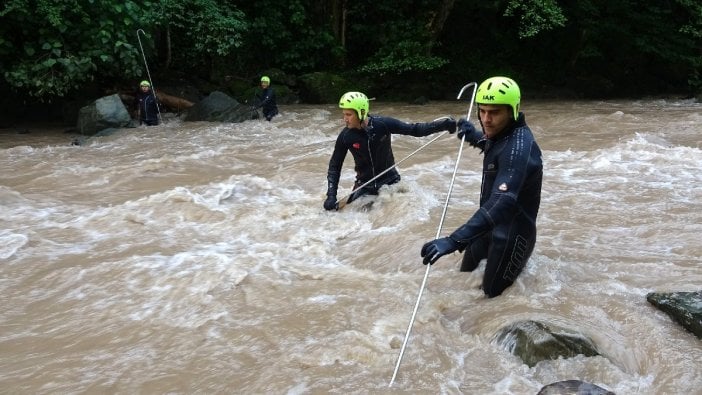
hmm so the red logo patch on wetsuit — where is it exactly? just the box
[352,143,361,149]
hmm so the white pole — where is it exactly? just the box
[388,82,478,387]
[136,29,163,124]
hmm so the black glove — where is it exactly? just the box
[323,196,339,211]
[446,117,457,134]
[456,118,478,140]
[420,237,459,265]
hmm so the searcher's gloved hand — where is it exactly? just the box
[323,196,339,211]
[445,117,457,134]
[456,118,478,140]
[421,236,459,265]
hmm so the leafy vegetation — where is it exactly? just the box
[0,0,699,102]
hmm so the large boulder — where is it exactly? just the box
[76,94,132,135]
[647,291,702,339]
[493,320,600,367]
[183,91,257,122]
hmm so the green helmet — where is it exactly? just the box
[339,91,369,121]
[476,76,520,120]
[260,76,270,83]
[140,80,150,87]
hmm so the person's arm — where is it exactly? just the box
[324,132,348,210]
[373,116,456,138]
[151,92,161,113]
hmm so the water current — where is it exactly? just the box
[1,98,701,394]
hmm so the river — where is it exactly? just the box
[1,97,701,394]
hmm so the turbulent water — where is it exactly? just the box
[1,98,701,394]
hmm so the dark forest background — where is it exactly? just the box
[1,0,700,123]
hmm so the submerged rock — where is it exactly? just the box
[493,320,600,367]
[647,291,702,339]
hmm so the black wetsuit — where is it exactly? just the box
[134,90,160,126]
[256,87,278,121]
[451,113,542,297]
[326,115,454,203]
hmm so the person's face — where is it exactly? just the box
[342,109,362,129]
[478,104,512,138]
[140,85,150,91]
[260,81,269,88]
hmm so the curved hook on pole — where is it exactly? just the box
[388,82,478,387]
[136,29,163,124]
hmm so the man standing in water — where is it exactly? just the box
[323,91,457,210]
[420,76,543,298]
[254,76,279,121]
[134,80,160,126]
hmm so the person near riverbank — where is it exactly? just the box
[134,80,160,126]
[323,91,457,210]
[420,76,543,298]
[254,76,279,121]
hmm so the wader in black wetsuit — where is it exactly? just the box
[256,86,278,121]
[451,113,542,297]
[325,115,456,205]
[420,76,542,298]
[134,90,160,126]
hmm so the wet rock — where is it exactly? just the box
[647,291,702,339]
[493,320,600,367]
[184,91,257,122]
[537,380,615,395]
[76,94,131,135]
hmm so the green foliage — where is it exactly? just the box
[235,1,341,73]
[0,0,247,98]
[346,1,450,76]
[554,0,701,95]
[144,0,247,59]
[673,0,702,90]
[675,0,702,39]
[504,0,567,39]
[360,40,448,74]
[0,0,150,98]
[0,0,700,102]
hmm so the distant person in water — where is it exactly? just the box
[134,80,160,126]
[254,76,279,121]
[323,91,457,211]
[420,76,543,298]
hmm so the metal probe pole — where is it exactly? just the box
[388,82,477,387]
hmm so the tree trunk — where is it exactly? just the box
[165,25,172,70]
[426,0,456,52]
[331,0,347,66]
